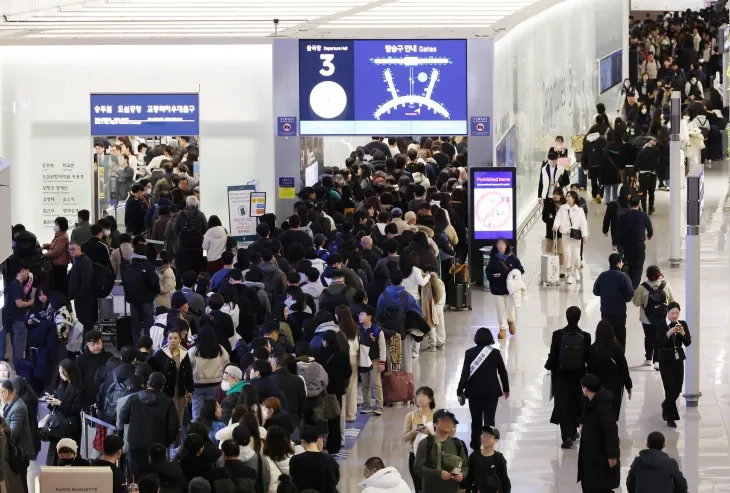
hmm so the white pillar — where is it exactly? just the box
[683,225,701,406]
[669,91,683,267]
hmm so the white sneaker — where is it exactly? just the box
[653,362,660,371]
[644,359,652,366]
[566,274,575,284]
[575,269,581,281]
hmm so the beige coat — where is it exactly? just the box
[156,265,176,308]
[632,278,675,324]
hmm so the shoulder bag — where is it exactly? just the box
[568,210,583,240]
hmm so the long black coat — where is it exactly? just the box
[577,388,620,490]
[587,346,632,420]
[544,326,591,425]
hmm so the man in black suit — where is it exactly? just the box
[125,184,149,236]
[544,306,592,450]
[68,241,97,332]
[82,224,112,268]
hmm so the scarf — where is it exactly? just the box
[494,252,509,260]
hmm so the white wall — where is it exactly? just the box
[0,44,274,241]
[494,0,627,224]
[630,0,705,10]
[322,136,372,168]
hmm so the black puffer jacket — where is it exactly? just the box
[8,230,44,283]
[626,449,687,493]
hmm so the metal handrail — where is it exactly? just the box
[80,411,117,459]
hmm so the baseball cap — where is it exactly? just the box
[170,292,188,310]
[482,426,500,439]
[224,365,243,380]
[433,409,459,424]
[232,424,251,446]
[56,438,78,454]
[391,207,403,218]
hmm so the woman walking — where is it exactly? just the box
[552,191,588,284]
[587,321,632,420]
[402,387,435,493]
[657,302,691,428]
[633,265,676,370]
[151,329,195,440]
[457,328,509,450]
[485,238,524,339]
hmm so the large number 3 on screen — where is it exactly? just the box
[319,54,335,76]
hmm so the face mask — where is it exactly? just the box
[641,109,647,114]
[221,381,231,392]
[103,229,111,237]
[59,459,75,466]
[53,225,60,233]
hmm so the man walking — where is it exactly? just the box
[577,374,620,493]
[592,253,634,348]
[122,244,160,344]
[626,431,687,493]
[414,409,469,493]
[619,197,653,289]
[7,263,33,366]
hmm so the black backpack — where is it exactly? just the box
[642,281,667,323]
[92,262,115,299]
[178,210,203,250]
[102,373,127,423]
[559,331,586,371]
[122,263,148,304]
[377,292,410,338]
[6,432,29,475]
[688,81,702,99]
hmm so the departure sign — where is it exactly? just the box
[299,40,467,135]
[90,93,199,136]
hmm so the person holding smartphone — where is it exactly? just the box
[414,409,469,493]
[402,387,436,493]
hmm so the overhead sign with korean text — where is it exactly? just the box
[90,93,199,136]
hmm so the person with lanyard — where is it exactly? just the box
[656,302,691,429]
[537,150,570,206]
[456,328,509,451]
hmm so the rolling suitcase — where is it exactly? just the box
[382,367,415,406]
[541,233,560,287]
[446,282,472,310]
[15,347,37,383]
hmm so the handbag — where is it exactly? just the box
[568,211,583,240]
[322,393,341,420]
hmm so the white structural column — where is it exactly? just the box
[669,91,682,267]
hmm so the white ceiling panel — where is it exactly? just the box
[0,0,541,40]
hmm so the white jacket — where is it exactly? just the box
[552,203,588,238]
[266,454,294,493]
[150,313,168,351]
[359,467,411,493]
[506,269,528,308]
[188,345,230,385]
[202,225,229,262]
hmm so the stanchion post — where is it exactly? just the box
[684,164,704,406]
[669,91,683,268]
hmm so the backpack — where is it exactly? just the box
[93,262,115,299]
[377,292,410,337]
[696,116,709,140]
[424,435,465,470]
[688,81,702,99]
[642,281,668,323]
[6,432,29,475]
[559,331,586,371]
[102,373,127,422]
[615,205,630,227]
[328,232,343,254]
[122,264,148,304]
[178,209,203,250]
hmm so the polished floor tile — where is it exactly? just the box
[340,163,730,492]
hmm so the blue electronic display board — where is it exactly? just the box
[599,50,622,94]
[90,93,199,136]
[299,39,467,135]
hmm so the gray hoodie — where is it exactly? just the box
[296,356,329,397]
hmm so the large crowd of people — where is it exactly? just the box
[0,7,726,493]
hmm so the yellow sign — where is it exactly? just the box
[279,187,295,199]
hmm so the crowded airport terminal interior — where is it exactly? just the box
[1,0,730,492]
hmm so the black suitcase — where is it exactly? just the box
[115,316,134,350]
[446,282,472,310]
[15,347,38,390]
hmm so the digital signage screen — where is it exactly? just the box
[299,40,467,135]
[599,50,623,94]
[90,93,199,136]
[473,169,516,241]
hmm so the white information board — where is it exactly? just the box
[227,185,257,241]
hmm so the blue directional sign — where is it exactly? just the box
[90,93,199,136]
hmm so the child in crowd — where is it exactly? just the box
[464,426,511,493]
[358,305,386,416]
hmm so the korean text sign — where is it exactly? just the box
[90,93,199,136]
